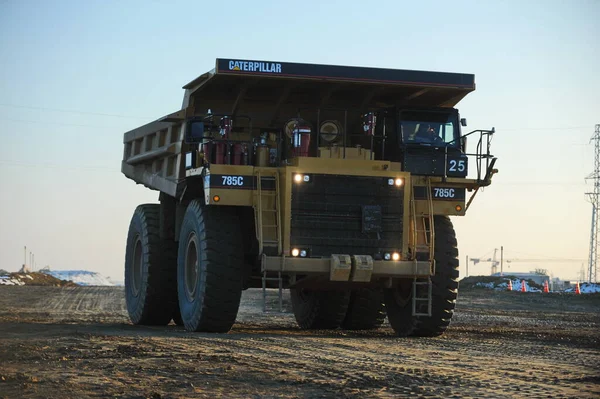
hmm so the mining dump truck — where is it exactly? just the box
[121,58,497,336]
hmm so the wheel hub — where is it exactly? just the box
[184,233,199,300]
[131,235,143,296]
[392,280,412,307]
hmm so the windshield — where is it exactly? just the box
[400,111,458,146]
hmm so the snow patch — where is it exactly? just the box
[473,279,541,292]
[0,276,25,286]
[564,283,600,294]
[41,270,118,286]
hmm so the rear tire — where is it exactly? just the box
[177,200,243,333]
[290,289,350,329]
[342,288,386,330]
[124,204,178,325]
[384,215,459,337]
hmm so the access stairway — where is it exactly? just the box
[254,169,284,312]
[410,177,435,317]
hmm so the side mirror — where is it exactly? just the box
[460,118,467,127]
[185,120,205,143]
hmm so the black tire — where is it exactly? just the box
[290,289,351,329]
[384,215,459,337]
[164,239,183,326]
[342,288,386,330]
[177,200,243,333]
[124,204,178,325]
[172,306,183,326]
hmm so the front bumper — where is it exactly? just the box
[262,255,432,282]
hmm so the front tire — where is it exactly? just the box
[342,288,386,330]
[384,216,459,337]
[290,289,350,329]
[177,201,243,333]
[124,204,178,325]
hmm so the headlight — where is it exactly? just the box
[395,178,403,187]
[291,248,300,257]
[384,253,391,260]
[392,252,400,261]
[387,179,394,186]
[294,174,303,183]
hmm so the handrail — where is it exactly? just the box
[443,128,496,183]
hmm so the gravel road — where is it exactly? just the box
[0,286,598,398]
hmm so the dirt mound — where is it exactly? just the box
[0,272,77,287]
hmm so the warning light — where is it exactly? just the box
[213,195,220,202]
[455,205,462,212]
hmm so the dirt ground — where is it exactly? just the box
[0,286,598,399]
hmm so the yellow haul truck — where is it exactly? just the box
[121,59,497,336]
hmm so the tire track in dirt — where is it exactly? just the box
[155,332,577,398]
[1,287,599,398]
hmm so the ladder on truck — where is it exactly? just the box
[254,170,283,312]
[410,177,435,317]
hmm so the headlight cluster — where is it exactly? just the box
[387,178,404,187]
[291,248,308,257]
[294,174,311,183]
[383,252,400,261]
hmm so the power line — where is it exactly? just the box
[0,103,152,120]
[0,160,119,172]
[499,182,587,186]
[500,126,593,131]
[503,249,585,262]
[0,117,124,129]
[0,102,595,132]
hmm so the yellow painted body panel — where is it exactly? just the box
[188,156,484,260]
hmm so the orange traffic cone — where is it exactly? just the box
[575,282,581,295]
[507,280,513,291]
[521,280,527,292]
[543,280,549,293]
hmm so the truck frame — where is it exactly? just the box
[121,58,497,336]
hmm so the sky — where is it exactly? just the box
[0,0,598,282]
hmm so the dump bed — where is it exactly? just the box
[183,59,475,115]
[121,58,476,196]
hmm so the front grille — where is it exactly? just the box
[291,174,404,257]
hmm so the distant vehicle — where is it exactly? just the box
[120,58,497,336]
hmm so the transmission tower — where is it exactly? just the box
[585,124,600,283]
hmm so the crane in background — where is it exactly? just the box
[468,247,585,276]
[470,248,500,275]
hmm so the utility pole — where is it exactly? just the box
[585,124,600,284]
[500,246,504,276]
[466,255,469,277]
[24,246,27,268]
